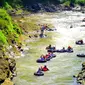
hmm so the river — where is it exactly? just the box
[14,11,85,85]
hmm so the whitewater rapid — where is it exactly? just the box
[14,11,85,85]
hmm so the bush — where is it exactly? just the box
[0,31,8,45]
[75,0,85,6]
[0,8,22,46]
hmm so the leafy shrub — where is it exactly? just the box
[0,8,22,46]
[75,0,85,6]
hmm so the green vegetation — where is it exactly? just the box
[62,1,71,7]
[61,0,85,7]
[75,0,85,6]
[0,8,22,48]
[1,0,85,11]
[0,31,7,45]
[0,0,85,84]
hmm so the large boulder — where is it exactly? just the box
[1,78,14,85]
[0,57,10,83]
[0,57,16,84]
[75,62,85,84]
[82,62,85,69]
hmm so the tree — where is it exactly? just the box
[0,0,6,6]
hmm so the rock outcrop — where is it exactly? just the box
[1,78,14,85]
[74,62,85,84]
[0,57,16,85]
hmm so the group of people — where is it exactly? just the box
[47,44,73,51]
[35,45,73,74]
[46,44,55,50]
[35,45,56,74]
[40,52,54,60]
[36,52,54,73]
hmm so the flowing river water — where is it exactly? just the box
[14,11,85,85]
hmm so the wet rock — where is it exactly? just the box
[81,25,85,27]
[82,62,85,67]
[29,35,32,38]
[9,58,16,73]
[70,25,73,28]
[75,62,85,84]
[34,34,38,38]
[7,10,16,16]
[17,45,23,52]
[73,75,77,78]
[0,57,16,85]
[82,67,85,71]
[82,18,85,22]
[1,78,14,85]
[82,11,85,13]
[17,46,21,50]
[8,58,17,81]
[72,5,81,11]
[11,40,16,44]
[0,58,10,83]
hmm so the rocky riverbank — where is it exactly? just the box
[1,8,85,85]
[1,0,85,85]
[12,11,85,85]
[0,57,16,85]
[74,62,85,84]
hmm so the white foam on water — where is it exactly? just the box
[14,11,85,85]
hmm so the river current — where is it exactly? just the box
[14,11,85,85]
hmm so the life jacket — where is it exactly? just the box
[45,55,49,58]
[42,67,48,71]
